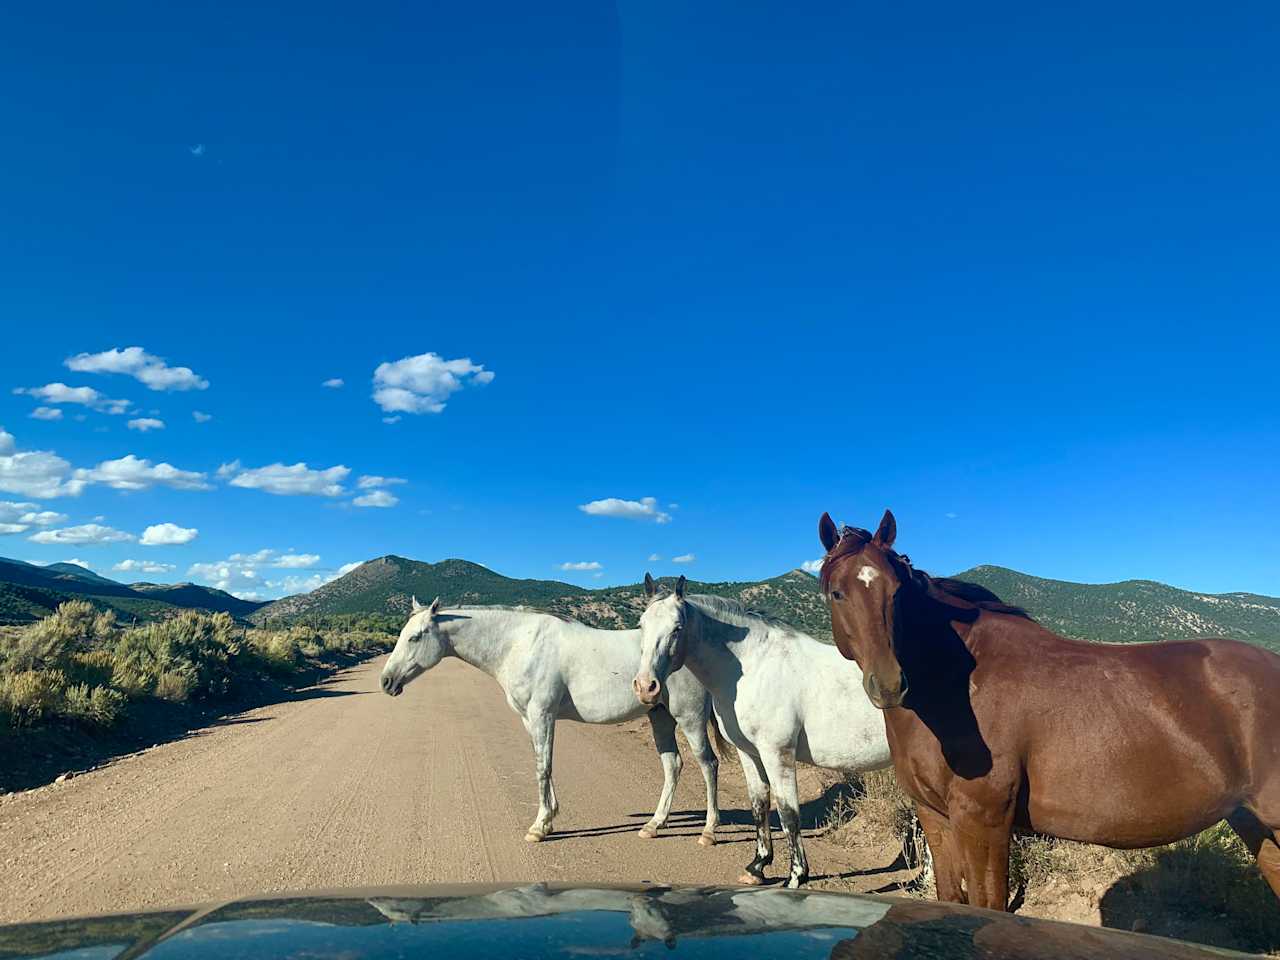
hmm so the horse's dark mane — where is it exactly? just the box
[820,526,1031,620]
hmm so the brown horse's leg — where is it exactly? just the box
[953,821,1011,910]
[1228,808,1280,901]
[950,784,1015,911]
[916,804,966,903]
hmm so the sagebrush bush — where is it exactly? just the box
[3,601,119,673]
[62,682,126,727]
[1,668,67,726]
[114,611,240,699]
[1,604,393,734]
[153,671,192,703]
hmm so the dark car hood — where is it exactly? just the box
[0,883,1257,960]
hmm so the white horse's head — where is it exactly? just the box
[381,595,446,697]
[633,572,687,706]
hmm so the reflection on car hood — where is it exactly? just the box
[0,883,1257,960]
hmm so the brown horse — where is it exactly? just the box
[817,508,1280,911]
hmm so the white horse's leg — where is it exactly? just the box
[760,749,808,888]
[639,706,682,839]
[523,709,557,842]
[737,749,774,885]
[674,707,719,846]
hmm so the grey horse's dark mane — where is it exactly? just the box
[684,593,789,629]
[436,604,577,623]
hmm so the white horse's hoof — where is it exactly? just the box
[737,872,764,886]
[638,826,658,840]
[525,830,547,843]
[698,833,716,847]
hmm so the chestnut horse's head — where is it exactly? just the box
[817,509,909,709]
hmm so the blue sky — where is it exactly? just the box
[2,1,1278,599]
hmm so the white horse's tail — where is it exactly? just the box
[706,696,735,764]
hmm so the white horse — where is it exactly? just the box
[632,575,892,888]
[381,597,721,844]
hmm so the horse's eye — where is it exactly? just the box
[831,590,845,601]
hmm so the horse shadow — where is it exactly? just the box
[1096,840,1280,955]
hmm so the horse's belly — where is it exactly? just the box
[1022,755,1238,847]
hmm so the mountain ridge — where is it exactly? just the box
[251,555,1280,653]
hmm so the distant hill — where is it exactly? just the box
[0,557,269,623]
[41,562,122,587]
[957,565,1280,652]
[252,555,1280,654]
[127,582,265,618]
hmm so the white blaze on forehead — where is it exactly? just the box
[857,565,879,588]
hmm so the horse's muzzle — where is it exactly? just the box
[864,670,907,710]
[633,675,662,706]
[381,673,403,697]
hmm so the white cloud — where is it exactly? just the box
[382,416,402,425]
[336,561,363,577]
[372,352,494,415]
[30,407,63,421]
[0,502,68,534]
[113,559,176,575]
[672,554,696,564]
[66,346,208,391]
[29,523,135,545]
[192,411,213,423]
[800,559,823,575]
[74,455,211,492]
[265,573,331,594]
[140,522,198,546]
[189,144,205,157]
[648,553,662,562]
[357,475,407,489]
[273,553,320,568]
[945,512,959,520]
[127,418,165,432]
[188,552,345,599]
[15,383,131,415]
[322,378,344,388]
[219,461,349,496]
[557,561,603,571]
[353,489,398,508]
[57,558,93,570]
[578,496,672,524]
[0,428,86,498]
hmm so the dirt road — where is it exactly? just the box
[0,657,906,923]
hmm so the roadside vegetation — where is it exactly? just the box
[0,600,392,735]
[825,768,1280,955]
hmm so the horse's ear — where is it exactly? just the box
[429,596,441,615]
[818,512,839,553]
[674,575,686,599]
[411,595,423,613]
[644,572,656,598]
[874,509,897,549]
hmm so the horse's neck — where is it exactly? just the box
[441,611,521,677]
[686,604,752,679]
